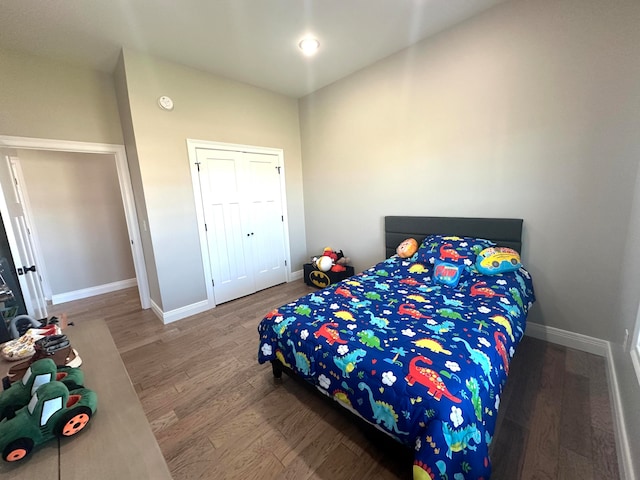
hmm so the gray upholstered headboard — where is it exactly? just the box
[385,216,523,258]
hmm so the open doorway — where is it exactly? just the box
[0,135,150,313]
[13,149,139,304]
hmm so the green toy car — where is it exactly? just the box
[0,358,85,421]
[0,378,97,461]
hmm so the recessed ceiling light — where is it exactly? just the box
[298,37,320,56]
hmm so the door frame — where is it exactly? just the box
[186,139,292,308]
[0,135,151,310]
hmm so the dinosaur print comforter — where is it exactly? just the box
[258,254,535,479]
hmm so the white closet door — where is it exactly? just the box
[244,152,287,291]
[194,146,288,305]
[196,148,255,304]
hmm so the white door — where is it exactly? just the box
[195,147,287,304]
[0,154,48,318]
[244,152,287,291]
[9,158,52,300]
[197,148,254,304]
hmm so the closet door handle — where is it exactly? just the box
[246,232,255,237]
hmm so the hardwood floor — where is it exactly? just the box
[49,283,620,479]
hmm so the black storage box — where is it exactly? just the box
[303,263,355,288]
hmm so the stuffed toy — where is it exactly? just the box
[396,238,418,258]
[313,248,351,273]
[323,247,351,272]
[322,247,338,262]
[314,255,333,272]
[0,358,84,420]
[0,358,97,462]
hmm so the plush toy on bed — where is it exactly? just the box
[396,238,418,258]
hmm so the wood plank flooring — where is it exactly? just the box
[48,283,620,479]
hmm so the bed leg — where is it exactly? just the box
[271,359,283,379]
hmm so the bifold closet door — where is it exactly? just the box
[244,152,287,291]
[196,148,255,304]
[196,148,287,305]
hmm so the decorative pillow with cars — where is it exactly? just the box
[476,247,522,275]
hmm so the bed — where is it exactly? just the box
[257,216,535,479]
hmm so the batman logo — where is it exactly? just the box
[309,270,330,288]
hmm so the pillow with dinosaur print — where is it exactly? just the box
[417,235,496,268]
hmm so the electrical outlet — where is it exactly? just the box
[623,329,629,350]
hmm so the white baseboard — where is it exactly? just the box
[525,322,634,479]
[525,321,608,356]
[289,269,303,281]
[605,343,636,480]
[150,298,213,325]
[51,278,137,305]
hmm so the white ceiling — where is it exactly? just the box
[0,0,506,98]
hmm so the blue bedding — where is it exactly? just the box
[258,254,535,479]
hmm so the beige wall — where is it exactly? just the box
[18,150,135,295]
[118,49,306,312]
[0,49,123,144]
[300,0,640,343]
[113,55,162,308]
[0,47,307,315]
